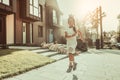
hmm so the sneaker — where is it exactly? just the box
[66,66,73,73]
[73,62,77,71]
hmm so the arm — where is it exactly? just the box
[78,30,84,41]
[65,32,72,38]
[65,31,77,38]
[71,32,77,37]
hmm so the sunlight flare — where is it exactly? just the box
[74,0,99,19]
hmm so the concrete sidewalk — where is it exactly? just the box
[4,49,120,80]
[9,46,41,50]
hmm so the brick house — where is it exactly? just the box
[0,0,63,48]
[15,0,43,45]
[45,0,63,43]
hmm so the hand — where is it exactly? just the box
[82,39,85,42]
[71,33,76,37]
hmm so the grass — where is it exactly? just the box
[0,49,55,79]
[0,49,22,56]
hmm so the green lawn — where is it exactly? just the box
[0,49,55,79]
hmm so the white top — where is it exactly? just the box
[65,27,77,54]
[65,27,77,44]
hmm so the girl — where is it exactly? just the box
[65,15,77,73]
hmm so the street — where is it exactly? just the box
[4,47,120,80]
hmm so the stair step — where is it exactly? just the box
[31,49,49,53]
[40,51,58,57]
[9,46,40,50]
[50,54,68,61]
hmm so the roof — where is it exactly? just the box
[45,0,62,14]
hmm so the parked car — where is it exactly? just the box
[109,35,117,49]
[115,43,120,49]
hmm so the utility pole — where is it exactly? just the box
[117,14,120,42]
[99,6,103,49]
[96,8,99,39]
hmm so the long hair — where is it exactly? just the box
[68,15,77,33]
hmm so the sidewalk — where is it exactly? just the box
[4,49,120,80]
[9,46,40,50]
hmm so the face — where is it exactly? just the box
[68,18,74,27]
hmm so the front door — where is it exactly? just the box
[48,29,54,43]
[0,15,6,44]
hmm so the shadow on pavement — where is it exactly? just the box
[62,73,79,80]
[72,74,78,80]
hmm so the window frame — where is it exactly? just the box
[39,4,43,21]
[38,26,43,38]
[59,15,63,25]
[0,0,11,6]
[29,0,39,17]
[53,10,57,24]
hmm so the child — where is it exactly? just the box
[65,15,77,73]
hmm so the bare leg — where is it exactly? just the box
[68,53,77,72]
[66,53,75,73]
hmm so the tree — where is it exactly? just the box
[117,14,120,42]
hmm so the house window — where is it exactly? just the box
[0,0,10,6]
[34,0,38,7]
[39,5,43,21]
[29,0,39,17]
[53,10,57,24]
[30,0,32,4]
[38,26,43,37]
[59,15,63,25]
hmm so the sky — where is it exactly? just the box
[57,0,120,32]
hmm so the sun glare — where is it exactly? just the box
[74,0,98,20]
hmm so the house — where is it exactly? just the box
[45,0,63,43]
[15,0,42,46]
[31,0,46,45]
[0,0,45,48]
[0,0,63,48]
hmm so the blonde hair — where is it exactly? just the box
[68,15,75,26]
[68,15,77,32]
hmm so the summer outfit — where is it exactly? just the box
[65,27,77,54]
